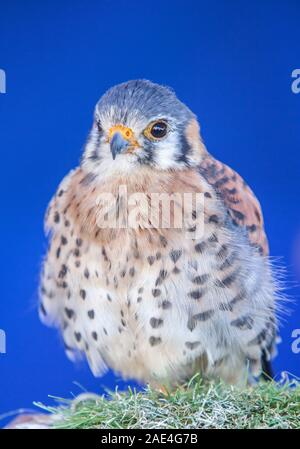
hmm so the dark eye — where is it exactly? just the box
[149,121,168,139]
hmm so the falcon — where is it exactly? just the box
[39,80,279,387]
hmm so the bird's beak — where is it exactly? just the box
[108,125,138,160]
[110,132,129,160]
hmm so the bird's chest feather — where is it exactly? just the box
[43,167,271,384]
[63,217,247,383]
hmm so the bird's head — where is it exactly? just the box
[82,80,206,177]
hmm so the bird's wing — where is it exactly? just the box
[199,155,269,256]
[199,155,280,377]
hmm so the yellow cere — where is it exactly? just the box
[107,124,139,153]
[108,124,134,141]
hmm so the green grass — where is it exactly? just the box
[35,375,300,429]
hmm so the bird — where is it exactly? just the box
[39,79,279,388]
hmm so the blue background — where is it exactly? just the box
[0,0,299,422]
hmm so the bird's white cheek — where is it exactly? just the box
[154,137,182,169]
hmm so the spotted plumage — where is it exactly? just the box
[40,80,280,387]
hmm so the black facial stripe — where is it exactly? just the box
[81,129,102,165]
[137,140,155,165]
[88,132,101,162]
[177,131,192,164]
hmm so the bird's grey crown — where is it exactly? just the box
[95,79,195,125]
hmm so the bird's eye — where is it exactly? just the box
[144,121,168,140]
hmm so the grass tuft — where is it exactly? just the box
[34,375,300,429]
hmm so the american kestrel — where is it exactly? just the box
[39,80,279,387]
